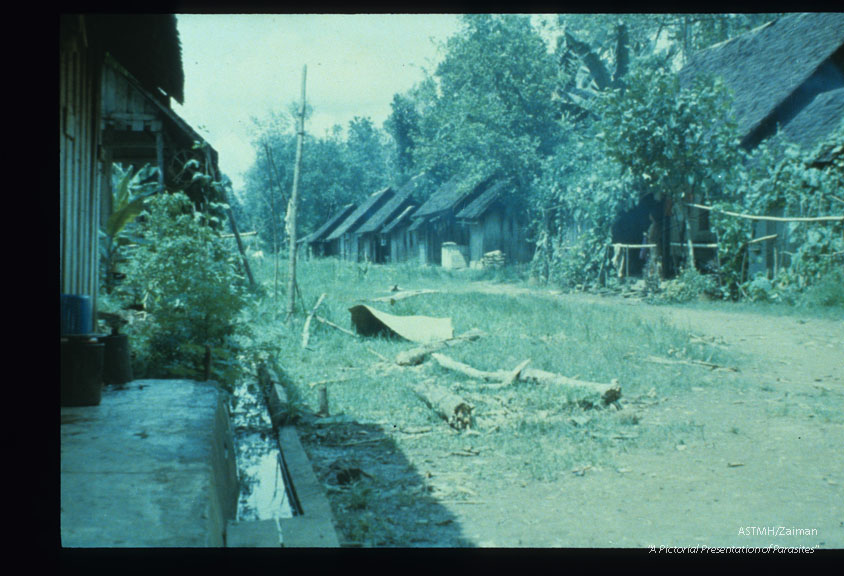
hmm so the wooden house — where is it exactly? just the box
[298,203,356,259]
[408,176,493,266]
[100,53,221,211]
[382,204,419,264]
[678,12,844,277]
[60,15,186,318]
[352,175,427,263]
[455,180,533,268]
[325,188,395,261]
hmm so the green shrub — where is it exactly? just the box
[123,192,249,388]
[657,267,717,303]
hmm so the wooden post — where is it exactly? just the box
[155,130,165,194]
[317,384,329,417]
[286,65,307,323]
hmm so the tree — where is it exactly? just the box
[410,14,561,197]
[384,93,421,181]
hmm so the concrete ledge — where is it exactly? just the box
[260,364,340,548]
[61,380,238,547]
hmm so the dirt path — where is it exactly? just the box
[407,286,844,548]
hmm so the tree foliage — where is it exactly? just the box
[410,14,560,197]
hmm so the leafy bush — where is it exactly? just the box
[123,192,249,387]
[657,266,718,303]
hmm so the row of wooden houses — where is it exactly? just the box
[300,174,533,268]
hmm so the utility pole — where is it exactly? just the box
[286,65,307,323]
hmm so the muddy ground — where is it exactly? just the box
[293,287,844,549]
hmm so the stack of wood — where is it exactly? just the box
[482,250,506,269]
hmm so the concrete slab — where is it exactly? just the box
[60,380,238,547]
[226,520,281,547]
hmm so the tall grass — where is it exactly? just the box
[246,256,742,480]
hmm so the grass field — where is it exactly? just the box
[247,259,739,479]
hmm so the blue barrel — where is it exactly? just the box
[61,294,93,336]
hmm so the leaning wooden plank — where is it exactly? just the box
[396,329,486,366]
[520,368,622,406]
[301,293,327,349]
[407,379,473,430]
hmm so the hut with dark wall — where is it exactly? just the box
[60,14,185,321]
[298,203,356,259]
[408,175,493,266]
[455,180,533,268]
[352,174,427,263]
[678,12,844,277]
[383,205,419,264]
[325,188,395,261]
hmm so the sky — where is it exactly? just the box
[171,14,464,192]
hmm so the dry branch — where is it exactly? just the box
[314,315,357,337]
[407,379,473,430]
[644,355,738,372]
[301,293,327,349]
[371,289,441,304]
[395,329,485,366]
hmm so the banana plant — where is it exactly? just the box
[100,164,158,294]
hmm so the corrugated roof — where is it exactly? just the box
[455,180,508,221]
[355,175,427,235]
[679,13,844,143]
[301,203,356,244]
[326,188,394,241]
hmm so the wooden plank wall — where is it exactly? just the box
[60,21,102,312]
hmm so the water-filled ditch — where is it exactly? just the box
[231,382,295,521]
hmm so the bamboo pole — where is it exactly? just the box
[686,203,844,223]
[286,65,307,323]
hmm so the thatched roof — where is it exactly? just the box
[382,205,418,235]
[412,176,468,219]
[355,174,428,235]
[455,180,508,221]
[300,203,356,244]
[85,14,185,104]
[779,88,844,153]
[679,12,844,146]
[326,188,394,241]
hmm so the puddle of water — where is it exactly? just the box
[232,383,295,522]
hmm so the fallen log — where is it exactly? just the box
[395,329,485,366]
[407,379,473,430]
[520,368,622,406]
[430,353,621,406]
[431,353,505,382]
